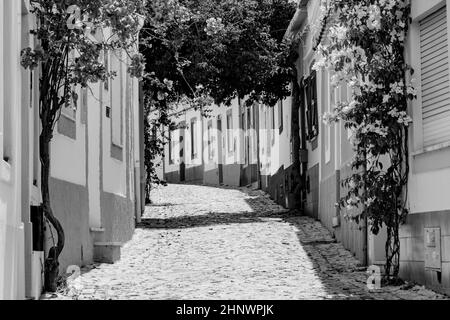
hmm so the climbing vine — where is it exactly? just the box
[313,0,415,282]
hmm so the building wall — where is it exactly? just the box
[297,0,387,266]
[400,0,450,295]
[0,0,35,300]
[162,95,295,209]
[301,7,321,219]
[164,99,246,188]
[46,47,139,274]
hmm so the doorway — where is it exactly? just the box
[217,116,224,184]
[179,121,185,182]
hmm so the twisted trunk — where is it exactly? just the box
[41,126,65,292]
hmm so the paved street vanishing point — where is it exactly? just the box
[50,184,447,300]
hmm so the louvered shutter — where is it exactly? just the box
[311,70,319,137]
[420,6,450,148]
[305,78,312,139]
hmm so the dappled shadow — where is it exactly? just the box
[141,183,424,300]
[146,203,178,207]
[138,210,298,230]
[238,186,398,299]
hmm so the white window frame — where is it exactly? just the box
[347,86,353,140]
[226,110,233,154]
[110,49,124,148]
[325,70,331,164]
[168,129,175,165]
[207,121,214,161]
[0,0,8,181]
[1,0,14,176]
[190,118,198,160]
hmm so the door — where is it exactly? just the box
[217,116,224,184]
[179,121,185,182]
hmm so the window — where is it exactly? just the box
[207,121,213,160]
[57,83,77,140]
[344,85,353,140]
[305,70,319,141]
[278,100,283,134]
[104,50,109,91]
[226,110,233,153]
[1,2,9,164]
[191,118,198,159]
[324,70,331,163]
[419,6,450,148]
[168,129,175,165]
[252,105,258,154]
[110,50,123,148]
[266,108,271,155]
[62,86,77,120]
[271,105,275,144]
[80,87,88,125]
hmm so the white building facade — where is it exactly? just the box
[0,0,145,299]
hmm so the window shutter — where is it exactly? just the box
[311,70,319,137]
[305,78,312,138]
[420,6,450,148]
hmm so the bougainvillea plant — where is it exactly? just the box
[21,0,146,292]
[313,0,415,282]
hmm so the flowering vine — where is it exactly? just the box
[313,0,415,282]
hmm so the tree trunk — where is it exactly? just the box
[40,128,65,292]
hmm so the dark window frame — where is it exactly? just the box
[278,100,283,134]
[207,120,213,160]
[226,109,234,154]
[190,117,198,160]
[168,129,174,165]
[304,70,319,142]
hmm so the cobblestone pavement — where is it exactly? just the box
[48,184,448,300]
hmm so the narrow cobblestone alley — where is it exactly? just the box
[54,184,448,300]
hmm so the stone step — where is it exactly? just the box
[93,242,122,264]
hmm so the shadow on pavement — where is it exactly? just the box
[141,183,426,300]
[137,210,296,230]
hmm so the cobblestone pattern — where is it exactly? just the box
[46,184,448,300]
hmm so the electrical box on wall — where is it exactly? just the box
[424,227,441,271]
